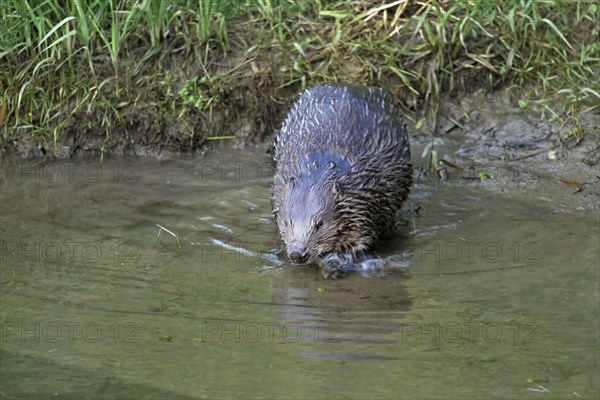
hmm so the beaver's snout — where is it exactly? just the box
[287,243,309,263]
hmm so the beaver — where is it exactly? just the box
[271,83,412,264]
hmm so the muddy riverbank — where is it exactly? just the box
[421,93,600,212]
[2,86,598,212]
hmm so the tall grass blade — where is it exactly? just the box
[37,16,75,49]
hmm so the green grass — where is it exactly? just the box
[0,0,598,155]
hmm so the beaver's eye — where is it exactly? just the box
[314,220,323,230]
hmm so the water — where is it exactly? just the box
[1,146,598,399]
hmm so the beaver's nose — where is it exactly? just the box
[288,244,309,263]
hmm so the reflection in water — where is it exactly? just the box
[272,266,412,343]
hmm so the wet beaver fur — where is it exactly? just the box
[272,83,412,264]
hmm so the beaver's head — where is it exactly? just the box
[275,176,341,263]
[272,152,372,264]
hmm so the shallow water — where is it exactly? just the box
[1,145,598,399]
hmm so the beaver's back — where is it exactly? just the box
[273,83,410,169]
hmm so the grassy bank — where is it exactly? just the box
[1,0,598,157]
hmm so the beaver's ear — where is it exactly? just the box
[333,180,344,197]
